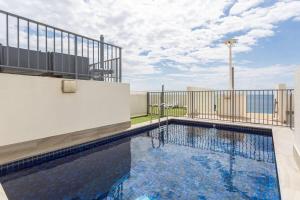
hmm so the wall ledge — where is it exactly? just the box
[0,121,130,165]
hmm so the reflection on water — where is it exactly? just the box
[0,124,279,200]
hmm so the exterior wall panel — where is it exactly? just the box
[0,73,130,146]
[130,92,148,117]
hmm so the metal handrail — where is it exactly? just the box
[0,10,121,48]
[0,9,122,82]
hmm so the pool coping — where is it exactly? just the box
[1,118,299,200]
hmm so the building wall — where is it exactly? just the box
[187,87,212,115]
[0,73,130,147]
[149,92,187,107]
[277,84,288,123]
[295,70,300,150]
[217,93,247,118]
[130,92,148,117]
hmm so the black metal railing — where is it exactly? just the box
[0,10,122,82]
[148,89,294,127]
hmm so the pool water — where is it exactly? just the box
[0,124,280,200]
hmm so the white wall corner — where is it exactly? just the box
[293,145,300,170]
[294,68,300,169]
[276,83,287,89]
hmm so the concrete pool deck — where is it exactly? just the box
[0,118,299,200]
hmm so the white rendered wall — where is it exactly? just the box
[130,92,148,117]
[295,70,300,151]
[187,87,213,115]
[0,73,130,146]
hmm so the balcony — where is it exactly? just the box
[0,10,122,82]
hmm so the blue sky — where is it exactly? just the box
[236,20,300,66]
[0,0,300,91]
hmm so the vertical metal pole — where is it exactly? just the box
[225,41,236,122]
[115,47,118,82]
[100,35,104,81]
[263,90,265,124]
[160,84,165,117]
[61,31,63,72]
[286,90,288,126]
[272,90,274,126]
[107,44,109,81]
[53,29,55,70]
[254,90,256,123]
[68,33,70,73]
[87,40,89,78]
[250,91,252,123]
[232,89,235,122]
[281,90,283,125]
[97,41,99,76]
[119,48,122,82]
[258,90,260,123]
[37,24,39,69]
[110,46,113,82]
[192,91,194,119]
[147,92,150,115]
[205,91,207,118]
[17,17,20,67]
[81,37,83,76]
[106,45,112,82]
[92,40,94,78]
[46,26,48,71]
[6,14,9,66]
[75,35,78,79]
[238,90,240,122]
[202,91,204,118]
[228,44,234,90]
[27,21,30,68]
[290,90,293,128]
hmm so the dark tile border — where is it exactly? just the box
[0,119,272,177]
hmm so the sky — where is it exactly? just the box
[0,0,300,91]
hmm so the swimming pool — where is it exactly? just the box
[0,121,280,200]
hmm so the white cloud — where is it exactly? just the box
[230,0,264,15]
[141,64,299,91]
[0,0,300,90]
[293,16,300,22]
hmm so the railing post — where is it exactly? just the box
[6,13,9,66]
[100,35,104,81]
[75,36,78,79]
[119,48,122,82]
[290,90,293,128]
[232,90,235,122]
[147,92,150,115]
[160,85,165,117]
[192,91,194,119]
